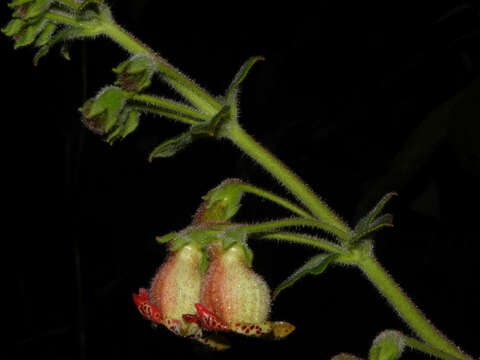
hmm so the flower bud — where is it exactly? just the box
[201,241,271,325]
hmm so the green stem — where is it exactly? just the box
[358,255,471,360]
[236,182,314,219]
[259,232,347,255]
[128,103,201,125]
[226,121,351,234]
[130,93,209,124]
[401,335,466,360]
[99,21,221,115]
[38,10,471,360]
[239,218,350,240]
[45,10,81,26]
[46,10,220,115]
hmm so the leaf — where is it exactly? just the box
[8,0,35,8]
[2,18,26,36]
[24,0,53,20]
[33,27,91,65]
[369,213,393,230]
[34,21,56,46]
[14,17,47,49]
[225,56,264,104]
[105,109,141,144]
[148,131,194,161]
[369,330,405,360]
[351,214,393,242]
[354,192,397,233]
[148,103,233,162]
[273,253,339,299]
[155,232,177,244]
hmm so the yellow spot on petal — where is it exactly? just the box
[271,321,295,339]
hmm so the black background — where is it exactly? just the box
[5,1,480,359]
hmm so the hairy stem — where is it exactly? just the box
[236,182,314,219]
[401,334,467,360]
[358,255,471,360]
[99,21,220,115]
[239,218,350,240]
[259,232,347,255]
[226,121,351,234]
[36,9,472,359]
[130,94,209,124]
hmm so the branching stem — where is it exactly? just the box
[20,6,474,359]
[226,121,351,233]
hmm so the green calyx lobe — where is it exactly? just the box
[193,179,244,225]
[4,0,107,65]
[80,86,140,144]
[369,330,405,360]
[113,54,156,92]
[155,178,254,271]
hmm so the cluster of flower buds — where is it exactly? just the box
[133,236,294,350]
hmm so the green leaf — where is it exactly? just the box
[80,86,128,136]
[225,56,264,104]
[33,26,93,65]
[148,131,194,161]
[156,232,177,244]
[369,213,393,230]
[113,54,157,92]
[14,17,47,49]
[2,18,26,36]
[24,0,53,19]
[273,253,339,299]
[8,0,34,8]
[351,214,393,242]
[369,330,405,360]
[105,108,140,144]
[34,21,56,46]
[354,192,397,234]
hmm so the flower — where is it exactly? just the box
[184,240,295,339]
[133,243,203,337]
[133,242,231,350]
[133,236,294,349]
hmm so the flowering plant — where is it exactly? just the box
[4,1,477,359]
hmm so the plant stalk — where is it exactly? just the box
[358,255,471,360]
[226,121,351,234]
[40,9,472,359]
